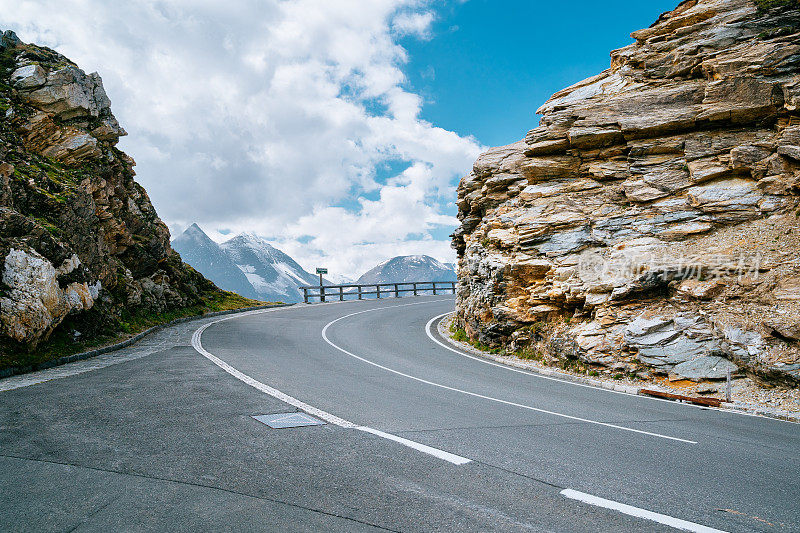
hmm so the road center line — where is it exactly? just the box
[191,301,471,466]
[560,489,727,532]
[321,307,696,444]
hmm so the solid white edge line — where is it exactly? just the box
[427,312,800,424]
[425,312,641,396]
[191,301,472,465]
[560,489,727,533]
[191,312,356,428]
[322,306,696,444]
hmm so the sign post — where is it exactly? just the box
[316,268,328,303]
[726,368,732,403]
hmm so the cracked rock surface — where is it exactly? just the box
[0,31,218,354]
[452,0,800,387]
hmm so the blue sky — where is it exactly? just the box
[402,1,677,148]
[395,0,677,240]
[5,0,678,278]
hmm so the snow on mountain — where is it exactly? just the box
[172,225,322,303]
[220,233,319,303]
[172,224,259,300]
[174,227,453,302]
[325,273,354,285]
[356,255,457,285]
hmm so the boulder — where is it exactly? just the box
[676,279,725,300]
[0,248,98,345]
[764,320,800,342]
[671,356,737,381]
[18,66,112,120]
[11,65,46,90]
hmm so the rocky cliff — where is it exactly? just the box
[453,0,800,387]
[0,31,236,368]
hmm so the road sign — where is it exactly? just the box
[316,268,328,274]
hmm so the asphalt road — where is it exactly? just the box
[2,295,799,532]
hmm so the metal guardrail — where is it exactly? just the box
[298,281,456,303]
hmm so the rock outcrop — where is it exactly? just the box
[0,31,220,358]
[452,0,800,386]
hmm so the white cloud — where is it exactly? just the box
[3,0,483,278]
[392,11,436,39]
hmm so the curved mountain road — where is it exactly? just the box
[2,295,799,532]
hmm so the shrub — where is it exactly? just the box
[453,328,468,342]
[755,0,800,13]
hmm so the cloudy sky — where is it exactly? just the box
[4,0,674,279]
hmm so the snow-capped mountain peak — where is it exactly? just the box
[221,233,319,302]
[173,225,318,303]
[172,224,259,300]
[356,255,456,285]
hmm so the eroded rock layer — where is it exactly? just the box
[453,0,800,386]
[0,31,217,355]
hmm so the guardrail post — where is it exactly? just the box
[432,282,437,295]
[413,282,418,296]
[339,286,344,301]
[376,284,381,299]
[320,286,326,303]
[394,283,399,298]
[357,285,363,300]
[303,287,308,304]
[451,281,455,294]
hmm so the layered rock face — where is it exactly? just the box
[453,0,800,386]
[0,31,216,354]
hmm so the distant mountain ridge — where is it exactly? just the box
[172,225,318,303]
[174,227,456,302]
[221,233,320,303]
[172,224,259,300]
[356,255,456,285]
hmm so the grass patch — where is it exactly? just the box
[1,291,269,372]
[558,358,586,373]
[516,347,543,361]
[31,216,60,236]
[758,25,796,39]
[114,291,266,334]
[447,320,602,374]
[452,328,468,342]
[755,0,799,12]
[449,325,503,354]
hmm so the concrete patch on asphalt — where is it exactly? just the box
[193,301,474,465]
[253,413,326,429]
